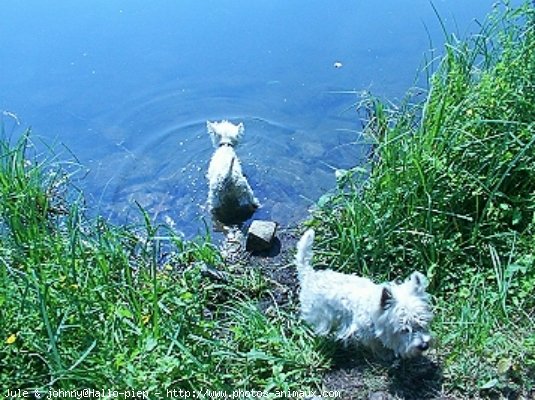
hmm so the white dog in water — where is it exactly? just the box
[206,120,260,224]
[295,229,433,358]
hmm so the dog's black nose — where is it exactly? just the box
[418,342,429,351]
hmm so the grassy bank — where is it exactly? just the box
[0,132,327,394]
[1,2,534,399]
[311,2,534,397]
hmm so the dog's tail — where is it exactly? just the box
[227,157,236,176]
[221,157,236,184]
[295,229,315,280]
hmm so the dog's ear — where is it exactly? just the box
[408,271,428,292]
[207,121,219,147]
[237,122,245,138]
[380,286,394,310]
[207,121,215,132]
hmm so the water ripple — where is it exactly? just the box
[85,81,366,237]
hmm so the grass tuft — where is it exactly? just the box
[311,2,534,397]
[0,131,327,393]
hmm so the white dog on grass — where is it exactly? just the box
[206,120,260,224]
[295,229,433,358]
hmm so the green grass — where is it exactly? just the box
[1,2,534,398]
[0,131,328,395]
[311,2,534,397]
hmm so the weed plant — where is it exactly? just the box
[0,131,327,394]
[312,2,534,397]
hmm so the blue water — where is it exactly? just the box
[0,0,504,237]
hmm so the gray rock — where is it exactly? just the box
[246,220,278,252]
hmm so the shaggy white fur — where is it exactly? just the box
[206,120,260,224]
[296,229,433,358]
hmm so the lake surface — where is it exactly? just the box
[0,0,505,237]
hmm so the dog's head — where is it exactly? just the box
[207,120,244,147]
[375,271,434,358]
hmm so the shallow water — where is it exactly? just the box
[0,0,506,237]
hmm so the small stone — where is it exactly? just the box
[246,220,278,252]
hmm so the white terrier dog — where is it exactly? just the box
[295,229,433,358]
[206,120,260,224]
